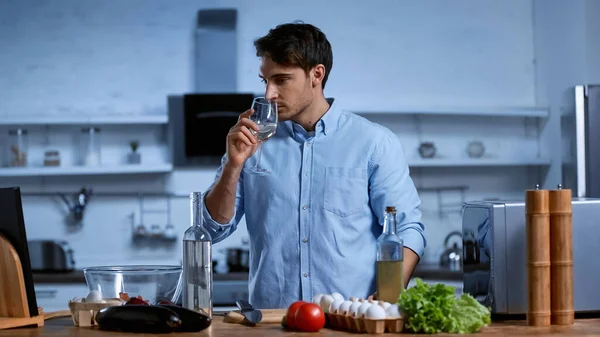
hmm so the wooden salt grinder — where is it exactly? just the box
[549,185,574,325]
[525,185,551,326]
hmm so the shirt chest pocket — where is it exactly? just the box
[322,167,368,217]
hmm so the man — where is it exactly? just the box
[202,22,426,309]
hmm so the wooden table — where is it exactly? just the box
[2,317,600,336]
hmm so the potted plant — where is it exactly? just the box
[127,140,141,164]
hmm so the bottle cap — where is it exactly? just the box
[385,206,396,213]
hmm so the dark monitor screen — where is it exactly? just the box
[0,187,38,317]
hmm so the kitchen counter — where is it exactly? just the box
[2,317,600,336]
[32,263,462,284]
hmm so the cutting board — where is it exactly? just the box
[222,309,287,324]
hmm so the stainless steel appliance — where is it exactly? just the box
[462,198,600,316]
[27,240,75,272]
[563,85,600,198]
[168,93,256,166]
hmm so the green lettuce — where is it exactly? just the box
[397,278,491,334]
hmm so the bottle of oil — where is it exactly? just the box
[182,192,213,317]
[376,206,404,303]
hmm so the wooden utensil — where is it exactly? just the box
[549,186,574,325]
[525,186,551,327]
[0,235,45,330]
[222,309,286,325]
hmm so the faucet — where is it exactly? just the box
[61,187,92,223]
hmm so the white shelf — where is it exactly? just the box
[0,164,173,177]
[408,157,552,167]
[353,106,549,118]
[0,114,168,126]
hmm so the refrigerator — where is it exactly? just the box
[563,85,600,197]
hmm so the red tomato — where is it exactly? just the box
[294,303,326,332]
[285,300,308,330]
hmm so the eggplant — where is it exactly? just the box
[158,304,212,332]
[95,304,181,333]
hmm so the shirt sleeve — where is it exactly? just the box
[201,155,246,244]
[368,129,427,258]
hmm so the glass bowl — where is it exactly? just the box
[83,265,183,304]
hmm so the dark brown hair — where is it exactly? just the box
[254,21,333,89]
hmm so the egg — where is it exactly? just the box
[348,301,363,316]
[329,299,345,314]
[338,300,353,315]
[71,296,84,303]
[312,293,324,305]
[331,292,344,302]
[356,302,373,318]
[85,290,103,303]
[319,294,335,313]
[385,304,402,318]
[379,301,392,310]
[365,304,387,320]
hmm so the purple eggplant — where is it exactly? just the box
[95,304,181,333]
[157,304,212,332]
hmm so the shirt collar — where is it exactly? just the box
[318,97,341,136]
[288,97,341,138]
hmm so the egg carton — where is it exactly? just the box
[326,313,404,334]
[325,298,404,334]
[68,298,124,327]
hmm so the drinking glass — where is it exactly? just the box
[249,97,278,173]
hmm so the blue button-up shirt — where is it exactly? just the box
[202,98,426,309]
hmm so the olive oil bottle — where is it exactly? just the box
[376,206,404,303]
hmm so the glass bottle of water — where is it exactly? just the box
[182,192,213,317]
[376,206,404,303]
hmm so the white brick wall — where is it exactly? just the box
[0,0,595,267]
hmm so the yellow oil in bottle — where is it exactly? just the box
[376,260,404,303]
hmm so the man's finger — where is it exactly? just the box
[238,108,254,121]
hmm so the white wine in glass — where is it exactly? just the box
[254,123,277,141]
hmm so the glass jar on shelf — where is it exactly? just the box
[43,150,61,167]
[80,127,101,166]
[8,128,28,167]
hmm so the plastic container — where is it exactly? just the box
[44,150,61,167]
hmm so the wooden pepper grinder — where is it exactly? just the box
[549,184,574,325]
[525,184,551,326]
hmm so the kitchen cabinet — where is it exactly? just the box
[34,283,89,312]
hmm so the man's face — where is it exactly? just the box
[259,57,314,122]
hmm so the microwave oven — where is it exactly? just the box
[462,198,600,317]
[168,93,256,166]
